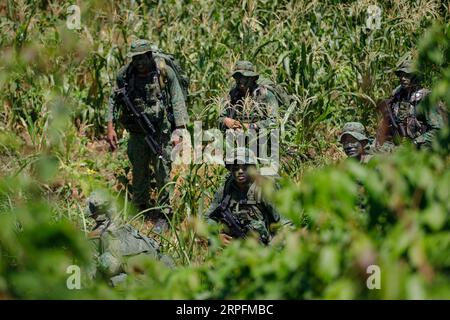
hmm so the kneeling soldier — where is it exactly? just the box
[205,149,281,245]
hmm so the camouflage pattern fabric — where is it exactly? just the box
[218,61,279,131]
[389,86,443,147]
[90,221,174,286]
[205,175,281,244]
[339,122,369,142]
[339,122,373,164]
[218,86,279,131]
[370,139,396,154]
[107,59,188,128]
[107,39,189,209]
[377,60,444,149]
[231,60,259,77]
[86,191,174,286]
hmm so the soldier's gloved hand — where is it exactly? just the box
[219,233,233,246]
[224,117,242,129]
[107,123,118,151]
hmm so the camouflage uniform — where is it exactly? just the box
[107,39,189,212]
[376,60,444,149]
[339,122,373,164]
[204,149,281,244]
[218,61,279,131]
[85,190,174,286]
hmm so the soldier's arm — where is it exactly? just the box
[414,101,444,147]
[107,66,129,124]
[254,90,279,129]
[260,180,294,231]
[107,70,127,150]
[106,94,116,123]
[167,66,189,128]
[204,185,225,226]
[219,95,241,131]
[218,103,230,131]
[263,198,281,225]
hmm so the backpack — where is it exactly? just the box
[257,77,293,108]
[152,50,190,100]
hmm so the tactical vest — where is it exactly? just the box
[220,178,272,244]
[115,63,170,132]
[390,87,429,139]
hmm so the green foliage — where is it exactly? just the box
[0,176,92,299]
[0,1,449,299]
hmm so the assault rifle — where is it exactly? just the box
[376,90,406,145]
[378,97,406,137]
[209,194,247,239]
[115,87,166,162]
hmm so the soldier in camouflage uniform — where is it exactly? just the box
[219,61,279,132]
[106,39,189,229]
[375,60,444,150]
[204,149,281,245]
[339,122,373,164]
[85,190,174,287]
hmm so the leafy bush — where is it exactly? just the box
[0,1,448,299]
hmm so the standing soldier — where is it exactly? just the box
[106,39,189,231]
[205,148,282,245]
[339,122,373,164]
[219,61,279,132]
[375,60,443,150]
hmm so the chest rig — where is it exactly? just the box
[222,180,272,244]
[391,88,428,139]
[118,62,169,132]
[128,71,166,122]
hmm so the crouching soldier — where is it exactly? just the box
[339,122,373,164]
[375,60,444,150]
[85,190,174,286]
[204,149,282,246]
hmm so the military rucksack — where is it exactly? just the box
[153,50,190,100]
[257,78,293,108]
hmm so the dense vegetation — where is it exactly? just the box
[0,0,449,299]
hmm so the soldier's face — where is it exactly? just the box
[342,135,364,159]
[234,75,257,94]
[398,72,413,89]
[231,164,255,184]
[133,53,152,74]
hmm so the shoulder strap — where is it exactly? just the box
[154,56,168,90]
[220,176,234,208]
[246,182,261,203]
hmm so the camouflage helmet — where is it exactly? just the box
[85,189,117,221]
[394,60,415,76]
[231,60,259,78]
[225,147,258,168]
[339,122,369,143]
[127,39,158,58]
